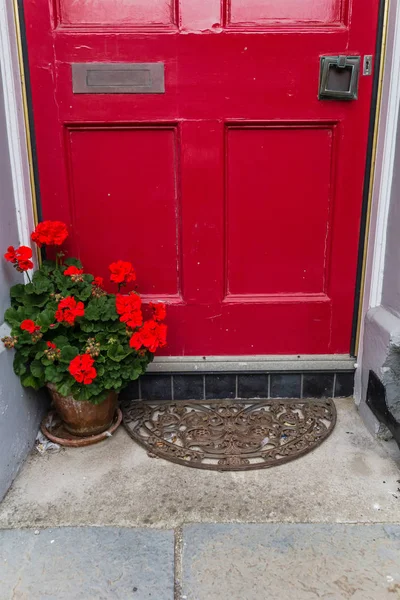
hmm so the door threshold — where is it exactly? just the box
[148,354,355,373]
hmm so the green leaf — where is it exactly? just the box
[21,374,42,390]
[52,335,69,348]
[56,380,73,397]
[4,307,20,327]
[10,284,26,302]
[24,293,49,308]
[64,257,83,269]
[23,283,35,295]
[75,286,92,302]
[45,364,64,383]
[36,308,56,329]
[72,385,94,401]
[32,270,53,294]
[13,354,27,377]
[60,345,79,363]
[107,344,132,363]
[84,299,102,321]
[80,321,95,333]
[30,360,44,378]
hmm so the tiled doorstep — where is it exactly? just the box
[121,371,355,402]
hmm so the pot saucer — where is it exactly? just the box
[41,408,122,447]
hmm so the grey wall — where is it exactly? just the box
[381,134,400,317]
[0,66,45,501]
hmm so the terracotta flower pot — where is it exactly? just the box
[47,384,118,437]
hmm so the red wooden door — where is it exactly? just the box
[23,0,379,356]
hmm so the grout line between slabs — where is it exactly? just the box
[174,526,184,600]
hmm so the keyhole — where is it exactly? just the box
[363,55,372,76]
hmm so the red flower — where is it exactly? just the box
[55,296,85,325]
[31,221,68,247]
[92,276,104,288]
[17,246,33,261]
[129,319,167,353]
[64,265,83,277]
[20,319,41,334]
[68,354,97,385]
[4,245,33,271]
[116,293,143,329]
[47,341,56,349]
[4,246,17,262]
[109,261,136,286]
[149,302,167,323]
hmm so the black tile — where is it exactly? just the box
[173,375,204,400]
[140,375,172,401]
[119,378,140,402]
[303,373,334,398]
[238,374,269,398]
[205,374,236,400]
[334,372,355,397]
[270,374,301,398]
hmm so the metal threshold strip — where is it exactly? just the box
[148,354,356,373]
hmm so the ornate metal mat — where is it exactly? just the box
[122,399,337,471]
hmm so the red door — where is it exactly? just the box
[23,0,379,356]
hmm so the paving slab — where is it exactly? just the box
[181,523,400,600]
[0,399,399,529]
[0,527,174,600]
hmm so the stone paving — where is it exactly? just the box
[0,398,399,599]
[1,524,400,599]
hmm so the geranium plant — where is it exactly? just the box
[2,221,167,403]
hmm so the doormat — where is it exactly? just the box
[122,399,336,471]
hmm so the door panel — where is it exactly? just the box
[66,126,181,298]
[226,125,333,296]
[56,0,178,27]
[23,0,379,355]
[225,0,346,26]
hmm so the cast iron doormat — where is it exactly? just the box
[122,399,336,471]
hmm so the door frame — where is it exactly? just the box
[2,0,395,371]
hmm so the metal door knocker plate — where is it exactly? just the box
[319,55,360,100]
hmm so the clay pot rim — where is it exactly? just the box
[41,408,122,447]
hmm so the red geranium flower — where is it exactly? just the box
[31,221,68,247]
[55,296,85,325]
[68,354,97,385]
[92,276,104,288]
[4,245,34,271]
[116,293,143,329]
[64,265,83,277]
[129,319,167,353]
[47,341,57,349]
[20,319,41,334]
[4,246,17,262]
[109,261,136,286]
[149,302,167,323]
